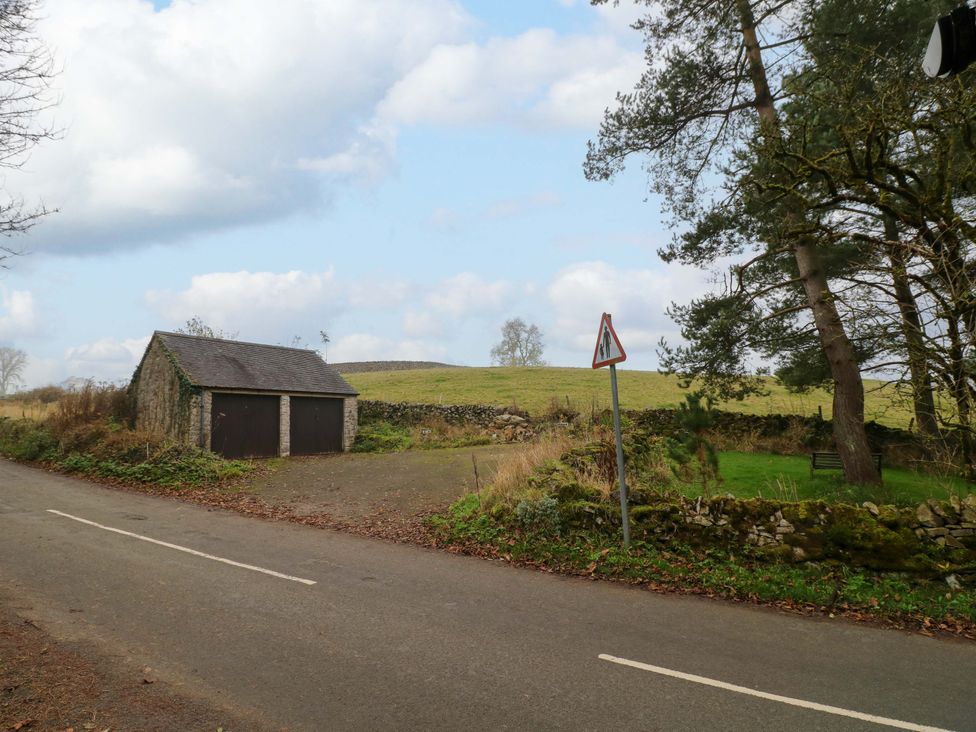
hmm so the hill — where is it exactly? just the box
[344,366,914,427]
[332,360,463,374]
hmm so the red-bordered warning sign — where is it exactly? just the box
[592,312,626,368]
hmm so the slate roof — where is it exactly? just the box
[153,331,358,396]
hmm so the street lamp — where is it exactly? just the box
[922,4,976,77]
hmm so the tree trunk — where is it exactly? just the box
[738,0,880,485]
[883,216,939,437]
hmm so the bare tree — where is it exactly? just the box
[0,1,59,268]
[490,318,546,366]
[175,316,238,340]
[319,330,330,362]
[0,345,26,394]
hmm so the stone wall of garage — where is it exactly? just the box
[280,395,290,457]
[343,397,358,451]
[131,337,197,445]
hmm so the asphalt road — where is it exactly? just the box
[2,458,974,731]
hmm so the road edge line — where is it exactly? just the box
[598,654,954,732]
[47,509,316,586]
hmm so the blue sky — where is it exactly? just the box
[0,0,709,388]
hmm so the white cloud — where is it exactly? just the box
[528,57,645,128]
[332,332,446,362]
[64,336,150,383]
[14,0,470,252]
[146,268,341,334]
[296,121,398,184]
[402,310,444,338]
[3,1,645,252]
[0,289,39,340]
[425,272,513,318]
[546,261,708,353]
[378,29,642,129]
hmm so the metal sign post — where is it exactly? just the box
[591,313,630,549]
[609,362,630,548]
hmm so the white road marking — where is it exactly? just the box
[47,509,316,586]
[598,654,954,732]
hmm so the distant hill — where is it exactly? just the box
[331,360,464,374]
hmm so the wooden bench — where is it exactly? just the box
[810,451,882,474]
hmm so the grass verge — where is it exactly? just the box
[700,451,971,506]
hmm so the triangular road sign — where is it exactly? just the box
[592,312,626,368]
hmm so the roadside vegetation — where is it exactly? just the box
[434,493,975,628]
[0,383,252,486]
[430,401,976,630]
[345,366,915,428]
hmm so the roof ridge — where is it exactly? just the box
[155,330,323,355]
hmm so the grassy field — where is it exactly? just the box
[0,400,52,421]
[346,366,915,427]
[704,451,970,506]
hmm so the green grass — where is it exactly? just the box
[704,451,972,506]
[346,367,915,427]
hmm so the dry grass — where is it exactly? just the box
[407,417,488,448]
[576,460,615,500]
[48,382,130,436]
[0,399,53,420]
[482,433,578,508]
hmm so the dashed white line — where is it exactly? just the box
[47,509,316,586]
[598,654,955,732]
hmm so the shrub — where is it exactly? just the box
[514,495,561,535]
[59,452,97,473]
[53,442,252,486]
[48,382,132,436]
[8,385,66,404]
[352,421,413,452]
[666,393,722,498]
[0,418,58,461]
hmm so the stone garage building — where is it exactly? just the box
[130,331,358,458]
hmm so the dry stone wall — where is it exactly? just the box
[358,400,535,442]
[359,400,519,427]
[628,408,917,454]
[564,493,976,573]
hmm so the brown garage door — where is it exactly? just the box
[211,393,280,459]
[289,397,344,455]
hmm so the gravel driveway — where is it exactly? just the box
[242,444,517,522]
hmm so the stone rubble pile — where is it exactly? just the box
[489,412,535,443]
